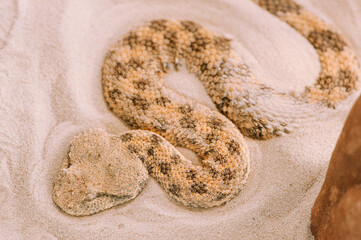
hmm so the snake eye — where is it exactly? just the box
[84,192,97,201]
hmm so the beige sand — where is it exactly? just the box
[0,0,360,239]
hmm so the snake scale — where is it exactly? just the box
[53,0,360,216]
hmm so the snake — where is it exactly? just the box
[52,0,360,216]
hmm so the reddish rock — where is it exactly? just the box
[311,96,361,239]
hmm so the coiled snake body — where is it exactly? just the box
[53,0,360,216]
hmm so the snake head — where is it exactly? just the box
[52,129,148,216]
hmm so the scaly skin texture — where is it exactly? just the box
[53,127,249,216]
[104,16,359,140]
[53,0,360,216]
[254,0,360,108]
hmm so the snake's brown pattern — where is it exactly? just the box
[53,0,360,216]
[102,20,252,208]
[255,0,360,108]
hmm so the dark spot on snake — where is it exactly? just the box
[205,133,219,144]
[257,0,301,15]
[190,33,210,53]
[155,96,171,107]
[178,104,194,114]
[214,152,227,165]
[200,62,208,73]
[122,116,140,129]
[115,62,128,78]
[307,29,346,52]
[123,31,139,48]
[216,96,231,110]
[147,146,154,156]
[207,116,225,130]
[204,149,215,157]
[134,79,150,91]
[338,69,358,92]
[168,184,181,197]
[316,69,358,92]
[209,167,219,178]
[127,144,139,154]
[109,89,122,102]
[191,182,208,194]
[128,58,144,69]
[120,133,133,142]
[138,155,145,163]
[130,94,150,111]
[179,117,196,129]
[159,162,171,175]
[142,38,158,52]
[180,20,201,32]
[163,30,178,49]
[146,164,154,174]
[227,139,241,155]
[215,193,228,201]
[149,19,167,32]
[214,36,231,51]
[186,169,197,180]
[222,168,234,182]
[317,74,335,90]
[150,134,163,145]
[171,154,181,164]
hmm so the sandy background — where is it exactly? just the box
[1,0,361,239]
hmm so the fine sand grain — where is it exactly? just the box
[0,0,360,239]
